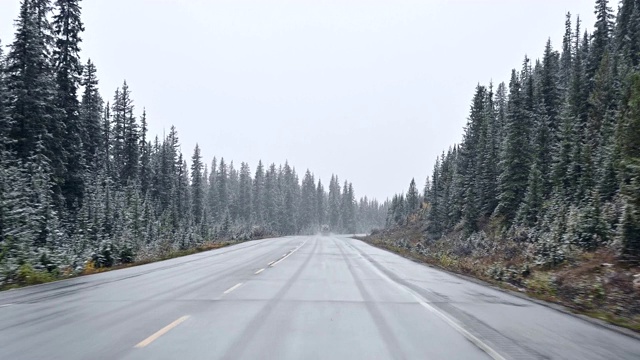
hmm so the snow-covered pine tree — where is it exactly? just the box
[494,70,529,223]
[406,178,420,215]
[79,59,103,170]
[190,144,203,225]
[53,0,85,213]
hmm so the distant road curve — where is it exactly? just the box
[1,235,639,359]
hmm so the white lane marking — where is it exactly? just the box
[269,240,308,268]
[267,261,275,266]
[360,252,506,360]
[0,304,13,308]
[223,282,243,294]
[255,268,265,275]
[134,315,190,348]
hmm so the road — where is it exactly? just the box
[1,235,639,360]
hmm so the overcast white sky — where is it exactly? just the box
[0,0,597,201]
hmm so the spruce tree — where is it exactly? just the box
[299,170,316,231]
[560,13,573,90]
[589,0,614,81]
[139,109,150,194]
[264,163,279,231]
[122,85,139,185]
[79,59,102,168]
[516,161,544,227]
[316,179,325,226]
[53,0,85,211]
[406,178,420,214]
[238,162,252,223]
[459,85,486,230]
[617,73,640,260]
[251,160,264,225]
[495,70,529,222]
[6,0,59,193]
[328,175,341,231]
[217,157,228,220]
[190,144,203,225]
[280,162,297,234]
[481,85,499,215]
[207,157,217,221]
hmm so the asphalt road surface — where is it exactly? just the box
[1,235,640,360]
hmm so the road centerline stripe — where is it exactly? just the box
[255,268,265,275]
[269,240,308,267]
[224,282,243,294]
[134,315,189,348]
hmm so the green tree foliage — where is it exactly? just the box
[53,0,84,212]
[617,73,640,259]
[0,2,387,285]
[406,178,420,215]
[494,70,530,223]
[389,0,640,263]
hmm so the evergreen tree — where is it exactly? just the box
[139,109,150,194]
[316,179,325,226]
[299,170,316,231]
[190,144,203,225]
[560,13,573,90]
[341,182,356,233]
[251,160,264,225]
[238,162,252,223]
[280,162,298,234]
[217,157,228,220]
[328,175,341,231]
[264,163,279,230]
[53,0,85,212]
[122,84,139,185]
[617,73,640,259]
[494,70,529,222]
[207,157,217,221]
[79,59,102,168]
[516,161,544,227]
[227,161,239,221]
[616,0,640,68]
[0,39,9,147]
[406,178,420,214]
[459,85,486,230]
[481,85,499,214]
[589,0,614,81]
[6,0,59,195]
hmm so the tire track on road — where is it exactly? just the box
[347,240,544,360]
[334,238,407,360]
[221,238,317,359]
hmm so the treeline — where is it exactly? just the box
[387,0,640,264]
[0,0,386,285]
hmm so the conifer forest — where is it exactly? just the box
[377,0,640,323]
[0,0,387,286]
[387,0,640,261]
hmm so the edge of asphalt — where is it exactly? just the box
[0,238,268,295]
[351,237,640,342]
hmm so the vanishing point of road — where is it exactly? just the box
[1,235,639,359]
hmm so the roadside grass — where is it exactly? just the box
[81,241,234,276]
[0,241,236,291]
[358,229,640,333]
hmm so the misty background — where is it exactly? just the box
[0,0,596,201]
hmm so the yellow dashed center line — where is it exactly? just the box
[135,315,189,348]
